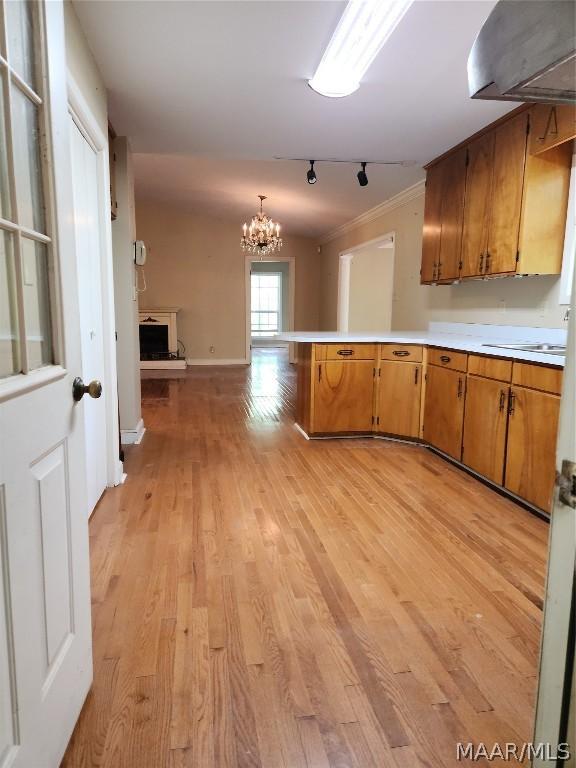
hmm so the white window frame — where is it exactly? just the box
[250,271,283,337]
[559,151,576,306]
[0,0,64,399]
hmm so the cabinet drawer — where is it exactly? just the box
[468,354,512,381]
[428,348,468,372]
[512,362,563,395]
[380,344,423,363]
[315,343,377,361]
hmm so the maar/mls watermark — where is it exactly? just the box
[456,742,571,762]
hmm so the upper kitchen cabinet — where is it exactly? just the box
[529,104,576,155]
[421,148,467,283]
[421,107,572,284]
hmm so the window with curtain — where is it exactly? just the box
[251,273,282,337]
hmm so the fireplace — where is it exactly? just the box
[139,323,169,358]
[138,307,186,369]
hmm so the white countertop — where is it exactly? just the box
[276,322,566,367]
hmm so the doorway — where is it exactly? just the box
[245,256,295,363]
[337,233,395,332]
[68,77,122,515]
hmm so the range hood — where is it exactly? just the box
[468,0,576,104]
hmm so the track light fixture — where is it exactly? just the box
[307,160,317,184]
[357,162,368,187]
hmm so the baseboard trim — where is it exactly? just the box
[186,358,249,366]
[140,359,186,370]
[293,422,310,440]
[121,418,146,445]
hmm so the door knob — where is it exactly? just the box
[73,377,102,402]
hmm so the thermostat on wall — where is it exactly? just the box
[134,240,147,266]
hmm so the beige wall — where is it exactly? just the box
[348,244,394,331]
[64,1,107,133]
[135,200,320,362]
[320,191,569,331]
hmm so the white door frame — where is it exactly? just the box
[67,74,122,490]
[245,255,296,363]
[337,232,395,332]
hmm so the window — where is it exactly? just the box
[559,152,576,306]
[251,273,282,337]
[0,0,54,379]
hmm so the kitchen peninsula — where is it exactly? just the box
[278,323,565,514]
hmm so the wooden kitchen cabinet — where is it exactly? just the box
[462,376,508,484]
[312,361,375,434]
[423,107,571,283]
[421,148,467,283]
[461,131,494,278]
[377,360,422,438]
[505,386,561,511]
[530,104,576,155]
[487,112,529,275]
[423,365,466,460]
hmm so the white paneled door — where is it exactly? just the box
[70,118,107,516]
[0,2,93,767]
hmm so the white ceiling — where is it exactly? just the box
[73,0,515,238]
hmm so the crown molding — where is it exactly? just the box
[319,179,426,245]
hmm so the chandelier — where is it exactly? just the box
[240,195,282,257]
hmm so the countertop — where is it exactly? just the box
[276,323,566,367]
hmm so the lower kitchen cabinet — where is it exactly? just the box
[312,361,374,434]
[504,386,560,511]
[423,365,466,460]
[462,376,508,484]
[377,360,421,437]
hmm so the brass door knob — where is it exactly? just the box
[73,377,102,402]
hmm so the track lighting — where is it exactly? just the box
[307,161,317,184]
[357,162,368,187]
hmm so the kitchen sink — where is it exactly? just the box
[483,342,566,355]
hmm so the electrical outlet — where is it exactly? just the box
[209,345,215,354]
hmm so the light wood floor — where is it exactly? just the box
[62,348,549,767]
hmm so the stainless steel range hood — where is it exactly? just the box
[468,0,576,104]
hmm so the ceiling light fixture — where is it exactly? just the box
[309,0,414,98]
[307,160,317,184]
[241,195,282,257]
[357,162,368,187]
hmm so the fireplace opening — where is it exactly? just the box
[139,324,169,360]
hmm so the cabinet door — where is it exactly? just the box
[312,361,375,434]
[423,365,466,460]
[487,112,528,275]
[462,376,508,484]
[504,387,560,511]
[461,131,493,277]
[421,162,443,283]
[530,104,576,155]
[377,361,421,438]
[436,148,467,282]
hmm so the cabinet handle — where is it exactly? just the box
[318,364,322,382]
[414,367,419,385]
[485,252,491,273]
[393,350,410,357]
[432,263,437,281]
[337,349,354,356]
[538,106,558,142]
[437,262,442,280]
[479,253,484,273]
[499,389,506,412]
[457,377,463,399]
[508,390,516,416]
[440,355,451,364]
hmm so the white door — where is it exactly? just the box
[0,2,93,766]
[70,118,107,515]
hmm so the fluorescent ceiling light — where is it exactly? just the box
[309,0,414,98]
